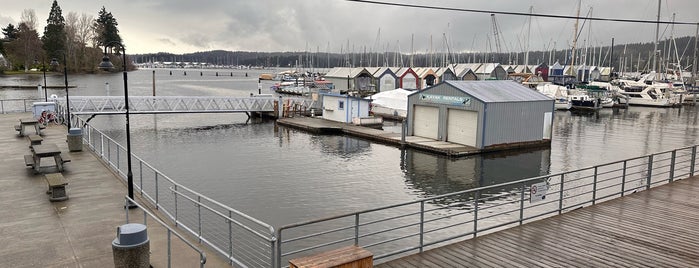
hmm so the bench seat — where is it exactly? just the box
[289,246,373,268]
[27,134,43,146]
[38,124,46,130]
[45,173,68,201]
[14,125,21,131]
[24,155,35,167]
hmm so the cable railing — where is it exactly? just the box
[275,145,698,267]
[123,196,207,267]
[75,116,277,268]
[0,98,42,114]
[67,109,698,267]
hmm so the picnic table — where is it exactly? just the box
[24,143,70,173]
[15,118,43,136]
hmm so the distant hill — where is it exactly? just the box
[132,36,697,72]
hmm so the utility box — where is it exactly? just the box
[67,128,83,152]
[32,102,56,119]
[112,223,150,268]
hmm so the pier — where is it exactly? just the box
[0,113,227,267]
[376,175,699,267]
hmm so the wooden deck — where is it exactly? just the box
[0,113,228,267]
[377,175,699,267]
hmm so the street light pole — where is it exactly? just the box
[62,53,70,129]
[42,59,48,102]
[99,43,134,204]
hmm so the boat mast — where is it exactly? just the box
[570,0,581,76]
[652,0,661,79]
[693,23,699,85]
[524,6,533,71]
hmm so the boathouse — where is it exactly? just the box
[474,63,507,80]
[371,67,398,92]
[324,67,374,93]
[435,67,457,81]
[395,67,420,90]
[415,67,438,89]
[453,64,479,80]
[406,80,553,150]
[321,93,371,123]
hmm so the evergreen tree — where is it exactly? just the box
[94,6,122,51]
[2,24,19,40]
[42,0,66,62]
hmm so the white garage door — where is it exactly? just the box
[447,109,478,147]
[413,106,439,140]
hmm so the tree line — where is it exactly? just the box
[0,1,129,74]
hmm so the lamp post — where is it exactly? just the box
[34,58,49,101]
[50,52,70,129]
[98,42,134,204]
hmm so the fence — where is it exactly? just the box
[75,116,277,268]
[70,111,699,268]
[276,145,698,267]
[0,98,42,114]
[124,196,207,267]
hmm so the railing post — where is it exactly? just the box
[116,146,120,170]
[558,174,565,214]
[647,155,654,190]
[173,185,178,226]
[100,134,104,158]
[473,191,479,238]
[139,161,143,195]
[270,234,276,268]
[198,196,202,242]
[1,100,4,113]
[106,140,110,163]
[124,198,130,223]
[419,201,425,252]
[354,213,360,246]
[691,146,697,177]
[670,150,676,182]
[276,231,282,268]
[519,182,526,225]
[229,211,233,266]
[155,173,159,208]
[592,167,598,205]
[161,229,169,268]
[621,161,627,197]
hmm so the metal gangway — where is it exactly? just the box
[55,96,316,116]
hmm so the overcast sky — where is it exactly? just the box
[1,0,698,55]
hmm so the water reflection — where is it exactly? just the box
[401,148,551,203]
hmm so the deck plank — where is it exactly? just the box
[376,176,699,268]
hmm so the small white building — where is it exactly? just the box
[321,93,372,123]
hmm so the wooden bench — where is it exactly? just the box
[60,154,71,164]
[45,173,68,201]
[27,134,43,147]
[289,246,373,268]
[39,124,46,130]
[14,125,21,131]
[24,155,35,167]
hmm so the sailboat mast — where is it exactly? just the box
[693,24,699,84]
[570,0,581,76]
[652,0,661,78]
[525,6,532,71]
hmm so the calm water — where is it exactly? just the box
[2,69,698,226]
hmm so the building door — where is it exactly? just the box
[413,105,439,140]
[447,109,478,147]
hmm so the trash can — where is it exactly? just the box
[112,223,149,268]
[67,128,83,152]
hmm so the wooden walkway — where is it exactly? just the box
[377,175,699,267]
[0,113,228,267]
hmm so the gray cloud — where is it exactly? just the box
[0,0,697,55]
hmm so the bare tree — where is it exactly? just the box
[20,9,38,32]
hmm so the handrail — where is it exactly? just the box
[75,116,277,267]
[0,98,42,114]
[276,145,698,267]
[124,196,206,267]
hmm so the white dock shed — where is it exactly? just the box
[406,80,553,151]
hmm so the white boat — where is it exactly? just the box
[536,83,571,110]
[617,84,680,107]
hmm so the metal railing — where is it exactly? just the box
[0,98,42,114]
[76,116,277,268]
[124,196,207,267]
[276,145,699,267]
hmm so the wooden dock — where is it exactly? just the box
[0,113,227,267]
[376,175,699,267]
[276,117,549,157]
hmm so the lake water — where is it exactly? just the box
[2,69,698,227]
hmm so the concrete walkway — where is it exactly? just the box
[0,113,228,267]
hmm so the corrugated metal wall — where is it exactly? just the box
[408,82,553,149]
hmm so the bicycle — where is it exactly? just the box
[38,111,64,126]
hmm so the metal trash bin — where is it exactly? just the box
[67,128,82,152]
[112,223,149,268]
